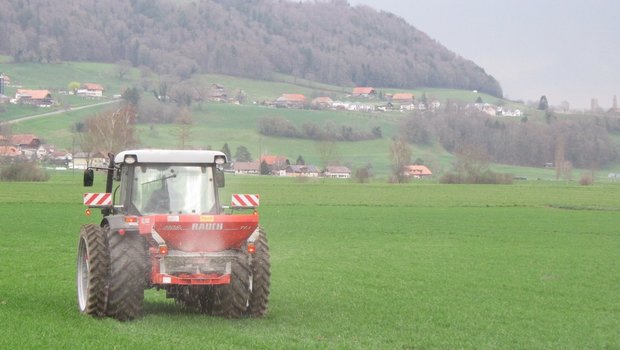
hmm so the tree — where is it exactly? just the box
[81,106,138,154]
[115,60,132,80]
[172,108,193,149]
[260,160,271,175]
[554,134,565,180]
[295,155,305,165]
[122,87,141,107]
[234,146,253,162]
[221,143,232,160]
[354,163,373,183]
[316,140,339,170]
[389,137,412,183]
[68,81,81,93]
[538,95,548,110]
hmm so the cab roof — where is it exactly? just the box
[115,149,227,164]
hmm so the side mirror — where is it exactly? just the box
[215,169,225,188]
[83,169,94,187]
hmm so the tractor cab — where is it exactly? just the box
[84,150,227,216]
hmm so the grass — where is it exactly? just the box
[0,173,619,348]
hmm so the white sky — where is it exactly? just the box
[347,0,620,109]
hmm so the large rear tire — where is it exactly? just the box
[76,224,109,317]
[106,232,147,321]
[246,227,271,317]
[209,258,251,318]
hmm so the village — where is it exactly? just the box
[0,72,517,180]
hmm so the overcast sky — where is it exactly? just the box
[347,0,620,109]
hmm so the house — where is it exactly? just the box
[7,134,41,150]
[209,84,228,102]
[46,150,73,167]
[261,155,289,169]
[324,166,352,179]
[404,165,433,178]
[311,97,334,109]
[72,151,108,169]
[351,87,376,98]
[76,83,105,97]
[285,164,320,177]
[0,146,22,158]
[275,94,307,108]
[391,93,415,104]
[261,155,290,175]
[233,161,260,175]
[0,73,6,95]
[14,89,53,106]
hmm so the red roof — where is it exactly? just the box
[83,83,104,91]
[406,165,432,176]
[0,146,21,157]
[352,87,375,95]
[311,97,334,105]
[9,134,40,146]
[261,155,288,166]
[16,89,51,99]
[277,94,306,102]
[392,93,414,101]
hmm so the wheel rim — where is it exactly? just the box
[77,237,89,312]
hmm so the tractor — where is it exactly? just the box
[77,149,270,321]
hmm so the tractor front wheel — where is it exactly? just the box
[76,224,109,317]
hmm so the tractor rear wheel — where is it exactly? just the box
[76,224,109,317]
[209,258,251,318]
[106,232,148,321]
[246,226,271,317]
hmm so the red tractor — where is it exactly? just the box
[77,149,270,321]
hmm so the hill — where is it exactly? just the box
[0,0,502,96]
[2,61,619,179]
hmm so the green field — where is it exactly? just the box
[0,174,619,349]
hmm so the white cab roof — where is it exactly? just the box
[115,149,227,164]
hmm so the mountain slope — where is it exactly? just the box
[0,0,502,96]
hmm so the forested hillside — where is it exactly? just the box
[0,0,502,96]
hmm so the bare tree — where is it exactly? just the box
[554,134,565,180]
[81,106,138,154]
[172,108,193,149]
[316,140,340,170]
[389,137,412,183]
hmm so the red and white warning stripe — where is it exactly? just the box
[231,194,260,207]
[83,193,112,207]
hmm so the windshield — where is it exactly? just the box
[131,164,216,215]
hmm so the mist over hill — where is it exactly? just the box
[0,0,502,96]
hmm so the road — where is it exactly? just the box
[2,99,120,125]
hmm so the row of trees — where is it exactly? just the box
[0,0,502,95]
[258,117,382,141]
[400,111,618,169]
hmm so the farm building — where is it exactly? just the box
[233,161,260,175]
[391,93,415,104]
[14,89,53,106]
[311,97,334,109]
[275,94,307,108]
[76,83,105,97]
[404,165,433,178]
[324,166,352,179]
[285,164,320,177]
[351,87,376,98]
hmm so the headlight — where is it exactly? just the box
[214,155,226,165]
[124,155,137,164]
